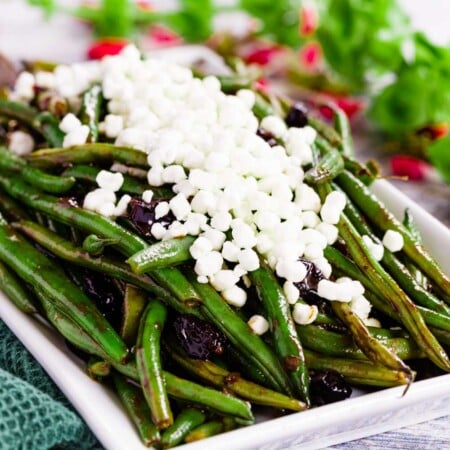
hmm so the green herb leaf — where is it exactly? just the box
[428,136,450,184]
[316,0,411,91]
[165,0,214,42]
[240,0,302,47]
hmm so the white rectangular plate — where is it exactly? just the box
[1,179,449,450]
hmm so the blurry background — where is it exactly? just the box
[1,1,450,61]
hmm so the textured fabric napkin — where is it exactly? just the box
[0,319,100,450]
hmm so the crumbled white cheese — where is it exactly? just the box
[104,114,124,138]
[59,113,82,134]
[14,72,35,100]
[382,229,404,253]
[96,170,124,192]
[8,131,34,155]
[142,190,154,204]
[349,294,372,321]
[362,235,384,261]
[222,285,247,307]
[317,278,364,302]
[293,303,318,325]
[320,191,346,225]
[41,45,372,301]
[283,281,300,305]
[248,314,269,335]
[62,125,90,148]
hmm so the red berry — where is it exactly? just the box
[390,155,430,181]
[87,38,129,60]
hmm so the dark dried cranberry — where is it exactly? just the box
[257,128,278,147]
[173,314,227,360]
[309,369,352,406]
[77,268,123,331]
[127,198,175,237]
[295,257,325,300]
[285,103,308,128]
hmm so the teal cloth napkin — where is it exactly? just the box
[0,319,100,450]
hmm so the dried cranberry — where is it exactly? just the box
[127,198,175,237]
[257,128,278,147]
[309,369,352,406]
[295,258,325,300]
[285,103,308,128]
[76,268,123,331]
[173,314,227,360]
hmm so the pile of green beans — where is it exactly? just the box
[0,70,449,450]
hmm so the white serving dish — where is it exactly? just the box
[1,179,449,450]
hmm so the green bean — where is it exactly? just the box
[226,345,271,388]
[337,171,450,301]
[13,220,200,317]
[165,339,307,411]
[164,372,254,424]
[297,325,424,360]
[0,188,31,221]
[343,157,376,186]
[161,409,206,449]
[331,302,413,379]
[382,250,450,316]
[340,188,450,316]
[26,143,148,168]
[402,209,430,290]
[329,102,354,157]
[0,260,37,314]
[217,75,252,93]
[120,285,147,346]
[34,112,64,147]
[113,361,254,424]
[37,293,107,359]
[304,350,411,387]
[127,236,195,274]
[403,209,422,242]
[80,85,103,143]
[62,164,149,195]
[0,147,75,194]
[304,146,344,185]
[0,217,128,363]
[325,246,450,333]
[1,175,202,308]
[307,115,342,148]
[416,307,450,333]
[430,327,450,348]
[318,177,449,371]
[336,211,450,371]
[184,420,224,443]
[113,373,161,447]
[82,234,120,255]
[189,275,293,395]
[151,267,202,308]
[136,300,173,429]
[250,263,309,404]
[0,99,38,127]
[34,293,252,426]
[252,93,275,121]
